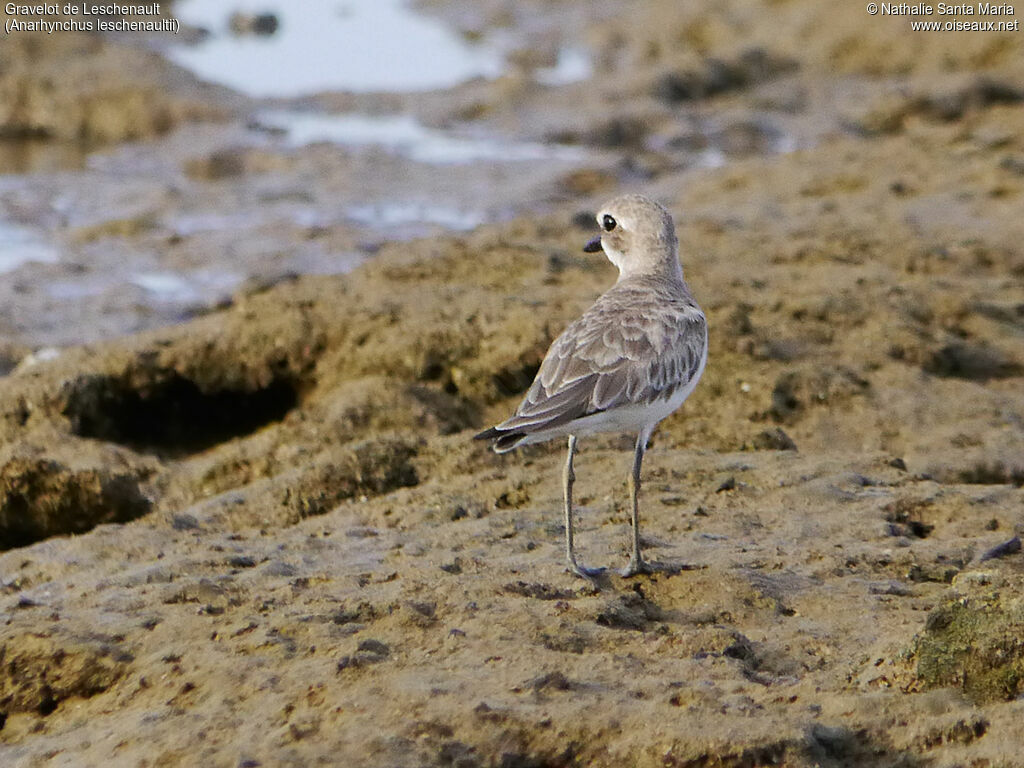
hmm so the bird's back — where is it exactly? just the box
[478,275,707,450]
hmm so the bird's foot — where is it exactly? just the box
[567,561,606,582]
[619,557,653,578]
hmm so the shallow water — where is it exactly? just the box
[253,110,587,164]
[0,221,60,274]
[128,269,244,304]
[534,47,592,87]
[166,0,506,96]
[343,201,484,231]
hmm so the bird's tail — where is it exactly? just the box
[474,426,527,453]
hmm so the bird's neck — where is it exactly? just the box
[615,255,686,285]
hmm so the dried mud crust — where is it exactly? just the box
[0,2,1023,767]
[1,104,1022,764]
[0,448,150,550]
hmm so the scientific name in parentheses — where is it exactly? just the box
[5,3,162,13]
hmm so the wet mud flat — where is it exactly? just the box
[1,1,1024,766]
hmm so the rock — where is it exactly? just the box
[338,638,390,670]
[228,12,279,36]
[846,77,1024,135]
[527,670,572,692]
[0,629,132,715]
[770,366,869,423]
[653,48,797,103]
[923,342,1021,381]
[0,452,150,549]
[170,513,200,531]
[0,343,29,377]
[752,428,797,451]
[557,168,617,195]
[956,462,1024,487]
[595,593,661,631]
[0,32,229,143]
[978,536,1021,562]
[584,116,649,148]
[184,148,249,179]
[882,498,934,539]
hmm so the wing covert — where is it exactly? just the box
[496,292,706,435]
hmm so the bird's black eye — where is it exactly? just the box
[602,214,617,232]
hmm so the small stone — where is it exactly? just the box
[979,536,1021,562]
[263,561,297,578]
[999,155,1024,176]
[345,526,378,538]
[503,582,576,600]
[868,581,913,596]
[952,571,997,589]
[752,428,797,451]
[171,513,200,531]
[924,343,1021,381]
[716,477,736,493]
[356,639,389,656]
[528,671,572,692]
[907,564,958,584]
[228,11,279,36]
[572,211,595,229]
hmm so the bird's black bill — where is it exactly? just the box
[583,236,602,253]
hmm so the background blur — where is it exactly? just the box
[2,0,1020,357]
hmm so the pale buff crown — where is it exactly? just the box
[594,194,683,282]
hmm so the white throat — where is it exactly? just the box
[604,244,684,283]
[602,243,628,274]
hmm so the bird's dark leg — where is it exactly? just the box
[563,435,603,580]
[621,430,653,577]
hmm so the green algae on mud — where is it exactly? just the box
[913,581,1024,704]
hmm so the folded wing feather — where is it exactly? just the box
[494,288,706,436]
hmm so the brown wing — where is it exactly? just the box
[493,286,706,436]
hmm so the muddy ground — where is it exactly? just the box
[2,1,1024,766]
